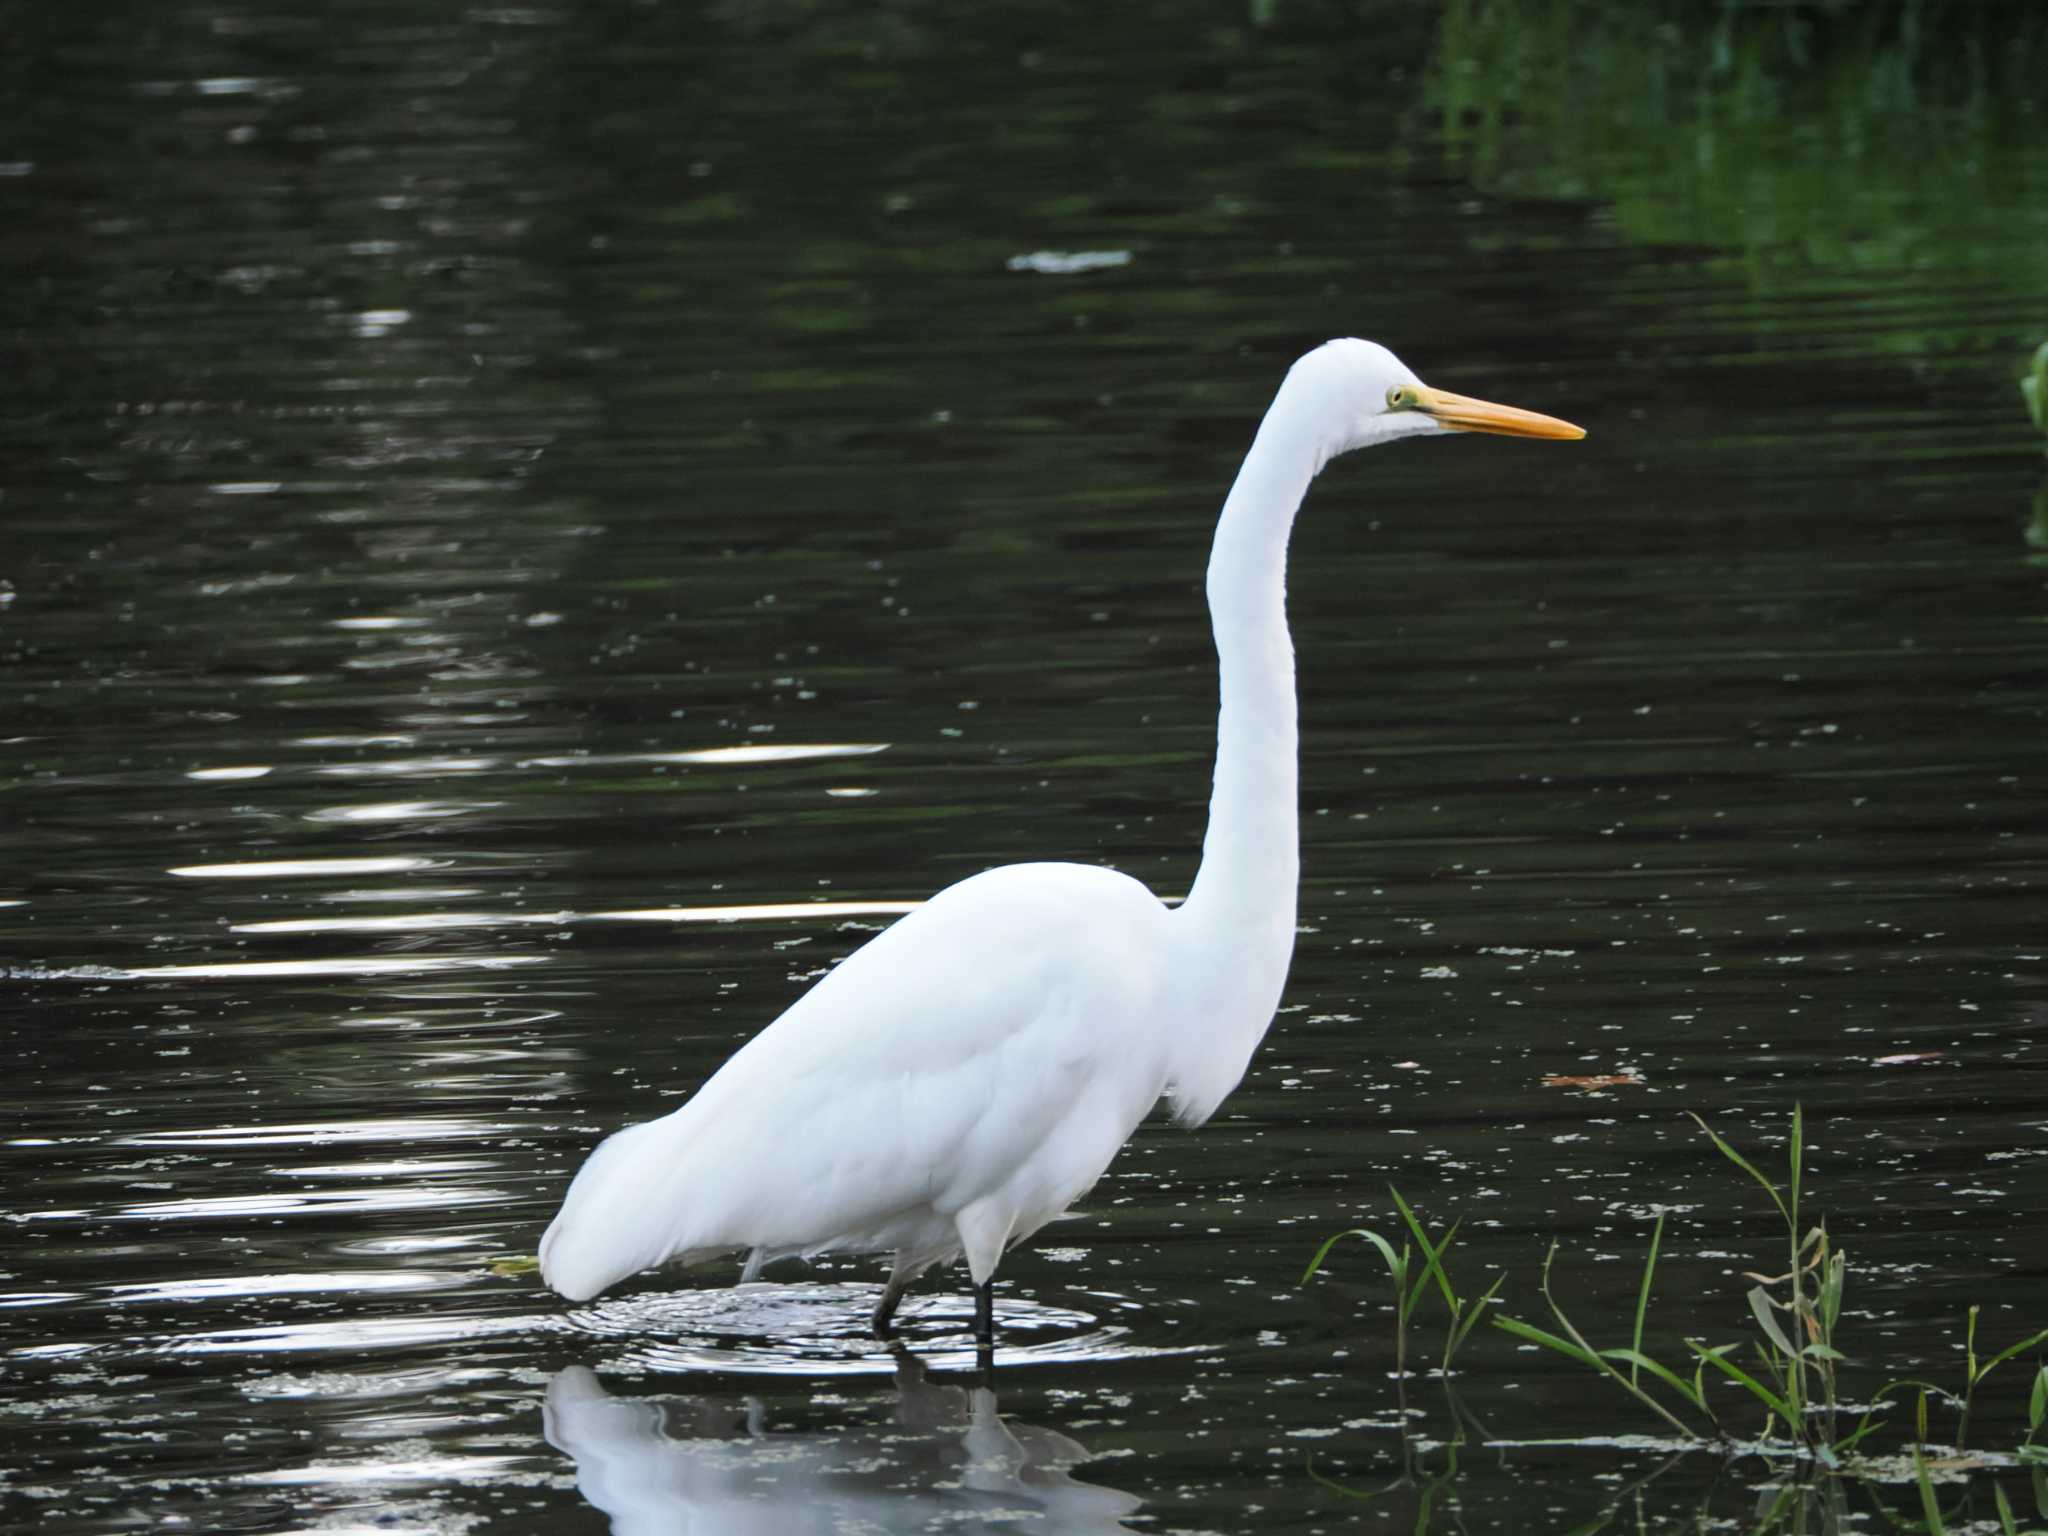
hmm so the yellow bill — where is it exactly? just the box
[1394,383,1586,440]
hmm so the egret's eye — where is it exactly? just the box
[1386,385,1422,411]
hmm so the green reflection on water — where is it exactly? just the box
[1433,0,2048,303]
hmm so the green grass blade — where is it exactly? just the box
[1974,1327,2048,1382]
[1834,1415,1891,1454]
[1301,1227,1404,1287]
[1494,1313,1604,1370]
[1749,1485,1799,1534]
[1687,1338,1798,1427]
[1303,1456,1377,1501]
[1630,1210,1666,1390]
[1821,1249,1845,1336]
[2028,1363,2046,1440]
[1994,1480,2018,1536]
[1448,1273,1507,1358]
[1788,1103,1804,1227]
[1914,1445,1947,1535]
[1600,1348,1707,1412]
[1389,1187,1462,1314]
[1688,1112,1790,1226]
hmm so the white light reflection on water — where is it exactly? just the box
[145,1311,540,1360]
[232,912,576,935]
[239,1453,533,1487]
[289,1158,494,1178]
[169,856,441,878]
[318,886,488,903]
[331,616,432,631]
[103,1271,461,1304]
[109,1186,503,1221]
[315,756,497,777]
[518,742,888,769]
[305,800,503,824]
[592,901,922,925]
[114,955,548,980]
[118,1117,521,1148]
[232,901,923,936]
[40,1285,1179,1375]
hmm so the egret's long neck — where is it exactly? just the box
[1157,389,1333,1134]
[1180,411,1317,936]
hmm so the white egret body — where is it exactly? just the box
[540,340,1583,1338]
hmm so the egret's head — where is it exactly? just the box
[538,1119,674,1302]
[1288,337,1585,458]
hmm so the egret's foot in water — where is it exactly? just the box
[974,1280,993,1347]
[871,1261,922,1340]
[870,1286,903,1340]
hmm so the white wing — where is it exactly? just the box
[540,862,1174,1300]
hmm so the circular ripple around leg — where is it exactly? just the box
[560,1281,1200,1376]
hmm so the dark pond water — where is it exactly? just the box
[4,2,2047,1531]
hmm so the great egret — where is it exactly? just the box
[540,339,1584,1343]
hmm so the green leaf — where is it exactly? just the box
[1494,1313,1603,1369]
[1914,1444,1947,1536]
[1834,1414,1892,1454]
[1301,1227,1404,1288]
[1994,1480,2018,1536]
[1687,1112,1790,1226]
[1599,1347,1706,1412]
[2026,371,2046,435]
[1974,1327,2048,1383]
[1687,1338,1798,1426]
[1789,1102,1804,1222]
[1631,1211,1666,1389]
[1821,1249,1846,1336]
[1303,1456,1375,1502]
[1448,1273,1507,1358]
[1390,1186,1461,1315]
[1748,1285,1799,1360]
[2029,1362,2046,1435]
[1401,1256,1433,1325]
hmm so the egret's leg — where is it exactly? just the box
[871,1253,922,1340]
[973,1279,994,1346]
[871,1274,910,1339]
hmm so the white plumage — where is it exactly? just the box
[540,340,1583,1339]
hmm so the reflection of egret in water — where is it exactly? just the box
[544,1357,1142,1535]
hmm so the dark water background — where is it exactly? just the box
[3,2,2045,1530]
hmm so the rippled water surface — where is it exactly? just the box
[4,3,2046,1531]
